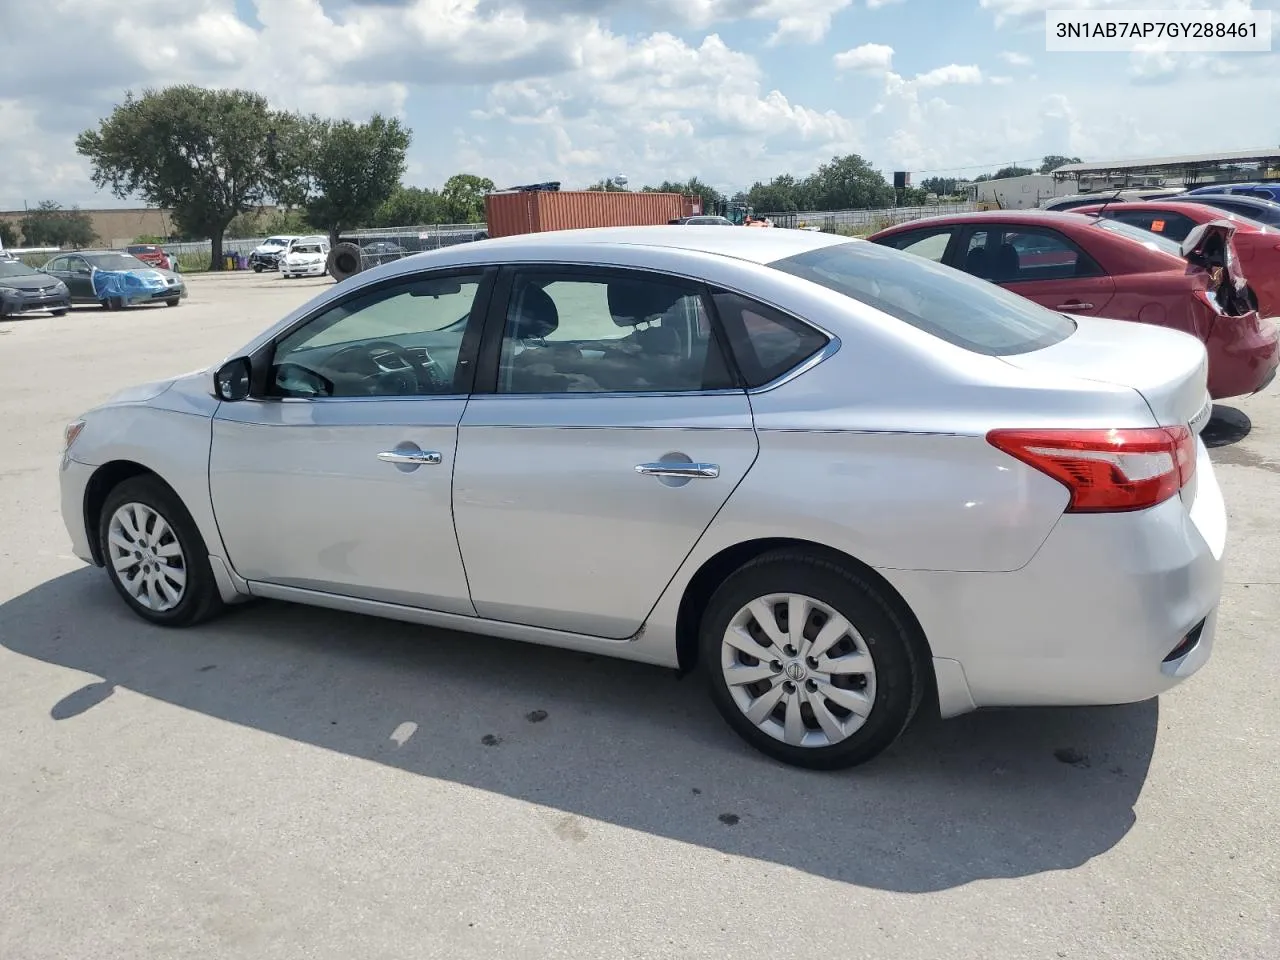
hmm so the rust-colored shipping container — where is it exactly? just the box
[485,190,697,238]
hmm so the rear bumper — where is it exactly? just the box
[884,440,1226,711]
[1206,314,1278,399]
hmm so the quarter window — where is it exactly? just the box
[496,272,734,394]
[269,273,483,398]
[712,293,829,388]
[875,228,953,262]
[1108,209,1198,242]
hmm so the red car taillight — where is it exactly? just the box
[986,426,1196,513]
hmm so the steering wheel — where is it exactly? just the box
[326,340,447,394]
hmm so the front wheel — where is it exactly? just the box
[165,298,180,307]
[98,475,225,627]
[253,263,264,273]
[51,308,69,316]
[700,550,924,770]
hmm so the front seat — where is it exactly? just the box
[504,284,590,392]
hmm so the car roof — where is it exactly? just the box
[874,210,1091,232]
[441,225,846,265]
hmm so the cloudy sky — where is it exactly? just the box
[1,0,1276,210]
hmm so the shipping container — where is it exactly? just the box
[484,190,697,238]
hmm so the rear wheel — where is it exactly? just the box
[700,550,923,770]
[98,475,224,627]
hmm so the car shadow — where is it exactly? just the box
[1,568,1157,893]
[1202,404,1252,448]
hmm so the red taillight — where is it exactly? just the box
[987,426,1196,513]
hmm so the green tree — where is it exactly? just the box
[800,154,894,210]
[372,186,444,227]
[644,177,724,210]
[746,174,810,213]
[75,85,299,270]
[295,113,411,244]
[441,173,495,223]
[1039,155,1081,173]
[992,165,1036,180]
[588,178,631,192]
[18,201,97,248]
[920,176,959,196]
[0,220,19,248]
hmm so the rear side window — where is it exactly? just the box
[875,227,954,262]
[769,240,1076,357]
[1091,217,1183,256]
[1108,209,1198,242]
[712,292,829,388]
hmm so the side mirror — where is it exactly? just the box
[214,357,253,401]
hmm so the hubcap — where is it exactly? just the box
[106,502,187,612]
[720,593,877,748]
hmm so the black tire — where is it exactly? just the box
[97,475,225,627]
[700,549,924,770]
[327,242,363,282]
[253,263,264,273]
[165,298,180,307]
[51,308,68,316]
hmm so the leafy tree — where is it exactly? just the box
[295,113,411,244]
[800,154,894,210]
[992,165,1036,180]
[588,178,631,192]
[75,85,298,269]
[0,220,19,248]
[920,176,960,196]
[441,174,495,223]
[746,174,810,213]
[18,201,97,248]
[1039,155,1082,173]
[372,186,444,227]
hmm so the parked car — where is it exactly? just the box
[42,250,186,310]
[1042,188,1185,211]
[279,237,330,278]
[670,216,736,226]
[360,241,410,267]
[0,258,71,317]
[1183,182,1280,204]
[869,210,1277,400]
[1166,192,1280,229]
[59,226,1225,770]
[248,235,297,273]
[1070,200,1280,317]
[125,244,173,271]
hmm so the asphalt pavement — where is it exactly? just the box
[1,272,1276,959]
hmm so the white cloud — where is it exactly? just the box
[914,64,984,87]
[989,75,1015,85]
[834,43,895,72]
[999,50,1033,66]
[865,0,905,8]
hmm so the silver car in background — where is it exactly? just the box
[58,226,1226,769]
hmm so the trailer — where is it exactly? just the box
[968,174,1078,210]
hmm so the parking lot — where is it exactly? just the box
[1,270,1276,959]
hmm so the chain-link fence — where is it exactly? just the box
[758,202,976,233]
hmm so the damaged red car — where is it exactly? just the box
[1070,199,1280,318]
[869,210,1278,400]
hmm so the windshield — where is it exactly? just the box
[770,239,1076,357]
[1091,218,1183,256]
[0,261,36,279]
[263,237,290,247]
[87,253,150,271]
[293,244,322,254]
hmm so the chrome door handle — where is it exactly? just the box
[1055,302,1094,311]
[635,462,720,479]
[378,450,442,465]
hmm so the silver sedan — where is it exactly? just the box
[58,226,1226,769]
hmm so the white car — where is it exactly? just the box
[248,235,298,273]
[56,226,1226,769]
[280,238,330,279]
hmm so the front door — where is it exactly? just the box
[46,255,94,301]
[209,269,492,614]
[955,225,1116,317]
[452,266,759,639]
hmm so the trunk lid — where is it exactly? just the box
[1000,315,1210,505]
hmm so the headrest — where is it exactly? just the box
[993,243,1020,280]
[607,279,687,327]
[963,246,989,277]
[509,284,558,339]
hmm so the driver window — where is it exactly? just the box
[270,273,483,398]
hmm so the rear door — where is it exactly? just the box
[451,265,758,639]
[954,224,1116,317]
